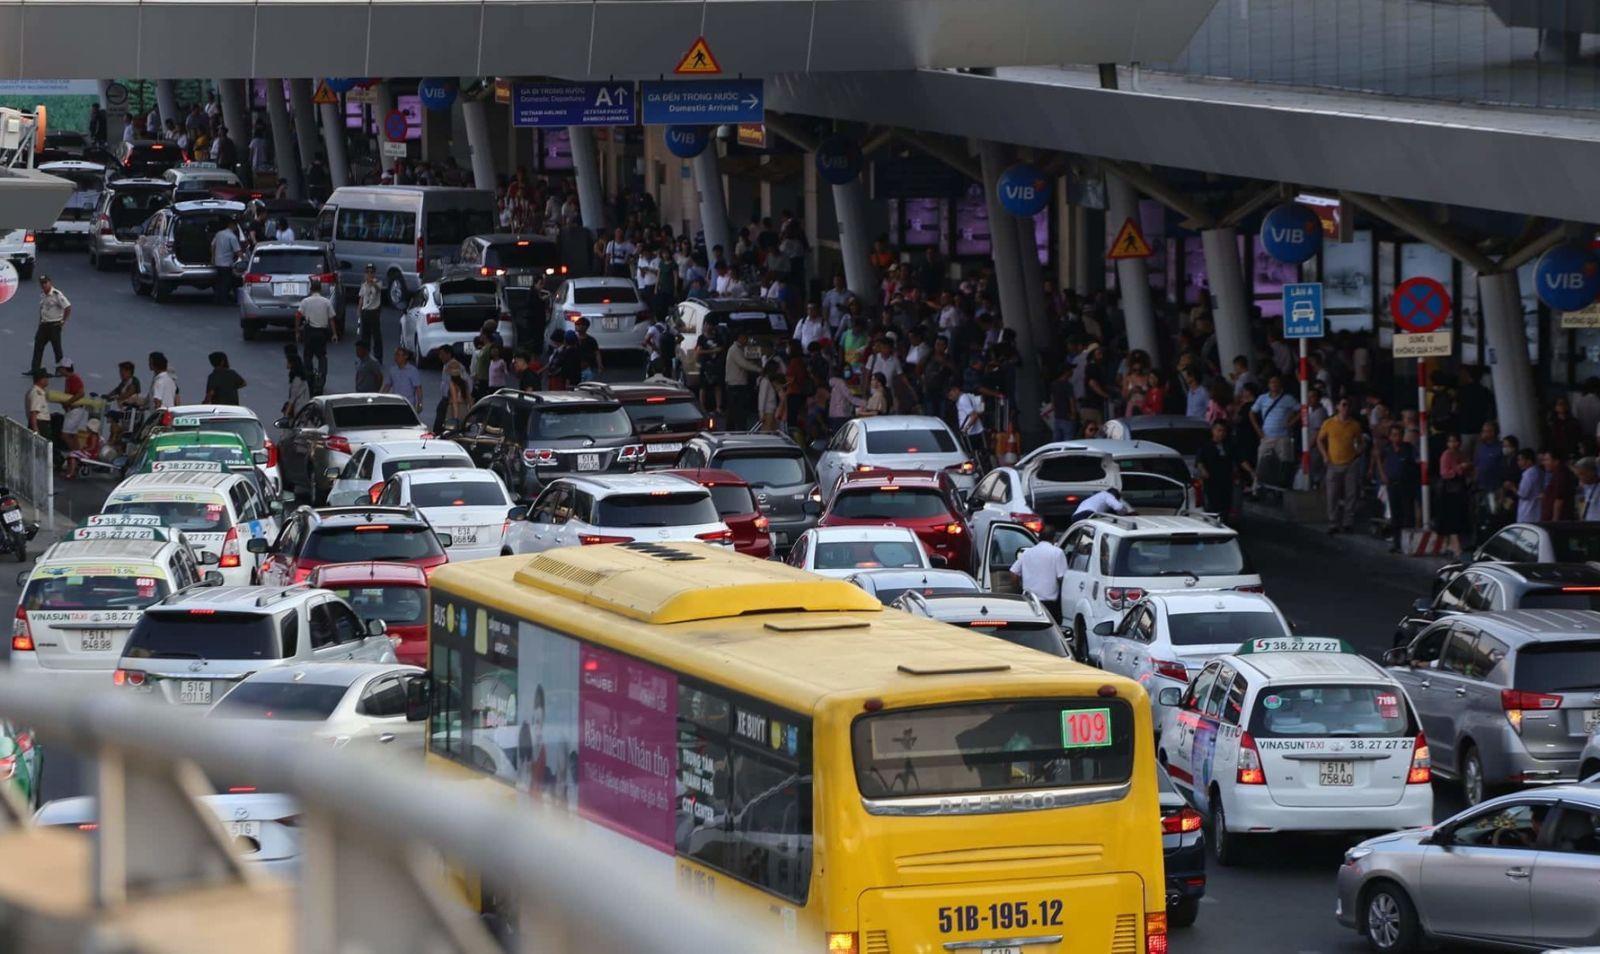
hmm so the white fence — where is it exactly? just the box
[0,414,53,529]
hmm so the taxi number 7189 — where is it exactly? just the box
[938,899,1063,933]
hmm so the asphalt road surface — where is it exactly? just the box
[0,243,1471,953]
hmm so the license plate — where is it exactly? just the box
[601,316,621,331]
[652,442,682,455]
[576,453,601,471]
[1318,760,1355,786]
[274,282,308,297]
[450,527,479,545]
[1585,709,1600,734]
[227,820,260,838]
[513,275,534,286]
[3,511,22,527]
[178,680,213,705]
[79,630,114,652]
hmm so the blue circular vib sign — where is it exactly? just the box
[324,77,361,94]
[1259,202,1323,265]
[996,163,1050,217]
[417,78,457,112]
[664,125,710,159]
[1534,243,1600,312]
[815,136,862,186]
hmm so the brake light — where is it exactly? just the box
[1408,733,1431,784]
[1105,586,1145,610]
[292,566,314,584]
[564,310,582,322]
[243,273,270,284]
[1161,806,1203,834]
[1560,585,1600,592]
[11,607,32,652]
[618,444,646,462]
[478,266,506,277]
[315,272,337,286]
[522,448,555,465]
[265,438,278,468]
[1010,512,1045,534]
[949,460,976,475]
[325,435,352,455]
[367,482,384,503]
[23,232,34,245]
[1152,658,1189,682]
[826,933,857,954]
[1237,732,1265,785]
[1146,913,1168,954]
[113,668,146,687]
[1501,688,1562,732]
[188,608,216,615]
[696,529,733,543]
[160,411,173,426]
[753,515,770,532]
[424,310,442,324]
[579,534,631,545]
[968,620,1008,628]
[944,522,964,535]
[645,396,668,404]
[1234,584,1265,594]
[98,215,112,235]
[219,526,241,568]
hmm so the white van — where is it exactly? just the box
[315,186,497,310]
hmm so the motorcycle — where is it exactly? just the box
[0,488,40,563]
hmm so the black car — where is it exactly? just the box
[445,389,645,499]
[455,232,564,340]
[1158,764,1206,928]
[675,432,820,550]
[1395,562,1600,648]
[1434,521,1600,595]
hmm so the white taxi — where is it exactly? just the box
[13,525,209,688]
[99,463,280,586]
[1155,636,1433,866]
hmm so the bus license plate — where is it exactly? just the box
[79,630,114,652]
[227,820,260,838]
[1319,761,1355,786]
[576,453,601,471]
[179,680,213,705]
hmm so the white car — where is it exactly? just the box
[895,591,1073,658]
[842,567,980,604]
[161,161,243,196]
[812,414,978,504]
[506,473,730,555]
[399,271,516,363]
[208,662,427,755]
[150,405,282,497]
[36,160,106,246]
[1095,591,1292,719]
[1157,637,1434,866]
[374,468,514,562]
[1059,513,1262,664]
[786,526,933,579]
[36,792,301,877]
[550,276,651,350]
[982,439,1195,537]
[326,438,474,507]
[100,466,280,586]
[0,227,36,280]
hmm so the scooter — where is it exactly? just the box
[0,488,40,563]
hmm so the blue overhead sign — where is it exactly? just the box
[640,79,763,126]
[512,82,635,128]
[1534,242,1600,312]
[1259,202,1323,265]
[1282,282,1325,339]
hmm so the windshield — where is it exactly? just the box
[250,250,327,275]
[525,406,631,440]
[330,403,421,430]
[574,285,639,305]
[124,612,281,660]
[212,681,346,720]
[1129,429,1208,457]
[304,527,443,562]
[966,622,1070,657]
[168,418,266,450]
[485,244,560,269]
[1120,472,1190,511]
[865,427,959,455]
[381,456,468,480]
[1166,611,1287,646]
[706,484,756,517]
[410,481,506,508]
[1551,529,1600,563]
[715,452,807,487]
[329,586,427,624]
[101,499,230,533]
[1033,454,1110,484]
[1247,684,1414,738]
[1111,535,1249,577]
[830,488,953,521]
[814,540,923,570]
[23,573,168,611]
[853,699,1135,798]
[1517,590,1600,611]
[595,493,717,527]
[624,400,705,432]
[1514,641,1600,692]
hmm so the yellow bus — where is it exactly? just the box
[424,542,1167,954]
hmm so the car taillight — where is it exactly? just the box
[579,534,631,545]
[943,522,964,535]
[1152,658,1189,682]
[264,438,278,468]
[753,515,770,532]
[1237,732,1265,785]
[315,272,337,286]
[292,565,314,584]
[11,606,32,652]
[424,310,442,325]
[948,460,976,475]
[523,448,556,465]
[325,436,352,455]
[219,526,241,568]
[1501,688,1562,732]
[1146,913,1168,954]
[1105,586,1145,610]
[1408,733,1431,784]
[98,215,113,235]
[1009,511,1045,534]
[1160,806,1203,834]
[564,310,582,322]
[696,529,733,543]
[243,273,270,284]
[113,668,146,687]
[618,444,646,462]
[1234,584,1265,594]
[23,231,34,245]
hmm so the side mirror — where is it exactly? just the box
[802,499,821,517]
[15,570,28,587]
[197,550,220,566]
[246,538,270,554]
[1157,687,1182,707]
[435,532,454,548]
[929,555,948,569]
[253,449,268,465]
[808,439,828,454]
[366,618,388,637]
[1092,620,1114,636]
[404,676,432,722]
[323,466,341,480]
[268,499,283,516]
[1381,647,1410,666]
[506,505,528,522]
[273,417,292,429]
[202,570,225,586]
[1412,597,1433,613]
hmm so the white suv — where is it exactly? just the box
[1059,513,1262,664]
[505,473,730,554]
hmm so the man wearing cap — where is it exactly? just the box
[357,265,384,355]
[30,276,70,374]
[25,368,50,437]
[295,280,338,390]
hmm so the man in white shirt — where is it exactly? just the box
[865,338,903,389]
[1009,538,1069,622]
[210,224,241,304]
[711,262,737,297]
[1072,487,1135,521]
[820,274,855,331]
[604,228,635,278]
[793,305,828,351]
[275,218,297,243]
[295,280,338,388]
[147,352,178,410]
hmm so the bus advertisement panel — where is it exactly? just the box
[578,643,677,853]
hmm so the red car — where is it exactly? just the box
[817,470,971,571]
[253,506,450,587]
[660,468,773,559]
[308,562,431,666]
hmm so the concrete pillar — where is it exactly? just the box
[288,79,319,169]
[1201,227,1252,375]
[155,80,180,135]
[832,177,875,302]
[319,102,350,190]
[978,140,1043,436]
[217,79,249,162]
[693,147,732,266]
[459,99,496,191]
[1106,172,1158,357]
[568,126,607,232]
[264,79,303,199]
[1015,214,1055,354]
[1479,270,1540,448]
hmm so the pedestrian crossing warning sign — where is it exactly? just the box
[1106,217,1154,260]
[675,36,722,74]
[311,81,339,106]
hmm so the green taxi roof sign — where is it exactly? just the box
[1237,636,1356,655]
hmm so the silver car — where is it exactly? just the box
[237,241,345,340]
[1385,610,1600,805]
[130,197,246,301]
[87,178,170,270]
[276,393,428,505]
[1336,785,1600,952]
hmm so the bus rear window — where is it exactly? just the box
[852,700,1134,799]
[1247,684,1414,738]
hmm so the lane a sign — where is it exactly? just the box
[640,79,762,126]
[1281,282,1325,339]
[512,82,634,128]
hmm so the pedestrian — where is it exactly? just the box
[276,217,297,243]
[948,382,988,469]
[356,264,384,354]
[1577,458,1600,521]
[353,341,385,393]
[1196,420,1237,520]
[443,375,471,431]
[25,368,49,437]
[203,351,246,405]
[757,358,784,433]
[294,280,338,391]
[723,331,763,430]
[29,275,70,373]
[1471,422,1505,528]
[1073,486,1135,521]
[282,346,312,422]
[383,346,423,413]
[1317,397,1365,534]
[1009,536,1070,626]
[1540,449,1576,521]
[1249,375,1299,491]
[107,360,143,446]
[603,228,634,278]
[862,372,890,418]
[433,346,467,433]
[1375,424,1419,553]
[210,223,241,304]
[1513,448,1544,523]
[1436,433,1472,557]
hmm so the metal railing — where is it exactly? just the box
[0,674,801,954]
[0,415,54,530]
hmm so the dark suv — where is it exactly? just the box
[575,380,707,466]
[445,389,645,499]
[675,432,819,551]
[455,232,564,339]
[252,506,450,586]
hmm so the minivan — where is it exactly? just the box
[315,186,496,311]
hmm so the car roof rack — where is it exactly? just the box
[1086,512,1139,530]
[256,584,313,608]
